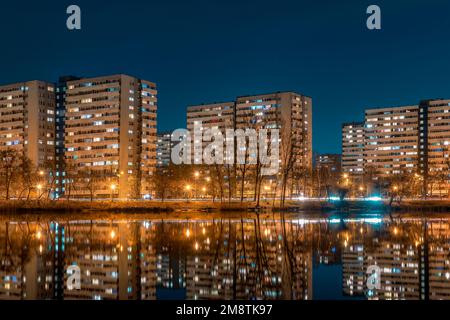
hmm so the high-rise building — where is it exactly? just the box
[342,122,365,177]
[187,92,312,196]
[315,153,341,174]
[364,105,419,176]
[55,76,81,198]
[344,99,450,196]
[235,92,312,172]
[156,132,172,167]
[64,74,157,199]
[187,101,235,164]
[156,131,182,167]
[0,80,56,167]
[418,99,450,195]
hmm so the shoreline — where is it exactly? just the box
[0,199,449,215]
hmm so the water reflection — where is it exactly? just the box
[0,214,449,300]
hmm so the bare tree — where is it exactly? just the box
[0,149,21,200]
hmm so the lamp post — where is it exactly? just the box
[194,171,200,199]
[202,187,207,199]
[185,184,192,202]
[110,184,116,202]
[37,184,42,200]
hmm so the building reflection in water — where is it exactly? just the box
[0,215,449,300]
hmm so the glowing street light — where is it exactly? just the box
[110,184,116,202]
[39,170,44,176]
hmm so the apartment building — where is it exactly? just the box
[342,122,365,177]
[235,92,312,172]
[315,153,341,173]
[0,80,56,167]
[54,76,81,198]
[187,101,235,164]
[156,131,183,167]
[364,105,419,176]
[418,99,450,195]
[64,74,157,199]
[343,99,450,196]
[156,132,172,167]
[187,92,312,197]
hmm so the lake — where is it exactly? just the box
[0,212,449,300]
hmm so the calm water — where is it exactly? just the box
[0,213,449,300]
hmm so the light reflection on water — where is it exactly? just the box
[0,213,449,300]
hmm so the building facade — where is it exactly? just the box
[343,99,450,196]
[0,80,56,167]
[315,153,341,174]
[156,131,183,167]
[187,101,235,164]
[364,105,419,177]
[64,74,157,199]
[235,92,312,173]
[187,92,313,197]
[342,122,365,177]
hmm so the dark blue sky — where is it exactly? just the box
[1,0,450,153]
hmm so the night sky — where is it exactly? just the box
[1,0,450,153]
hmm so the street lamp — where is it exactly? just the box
[110,184,116,202]
[185,184,192,202]
[263,185,271,199]
[194,171,200,199]
[202,187,207,199]
[36,184,42,199]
